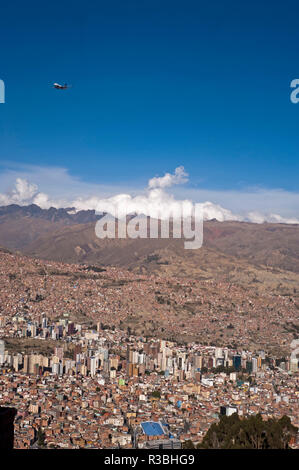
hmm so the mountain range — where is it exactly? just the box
[0,204,298,296]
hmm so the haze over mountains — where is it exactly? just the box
[0,204,299,298]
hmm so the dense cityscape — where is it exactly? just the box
[0,249,298,449]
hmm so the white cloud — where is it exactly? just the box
[0,178,44,206]
[148,165,188,189]
[245,211,299,224]
[198,201,240,222]
[0,164,298,224]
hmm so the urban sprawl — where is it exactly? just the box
[0,250,298,449]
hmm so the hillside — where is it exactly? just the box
[0,247,299,356]
[0,204,298,297]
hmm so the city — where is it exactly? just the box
[0,249,298,449]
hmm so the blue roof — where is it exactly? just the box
[141,421,165,436]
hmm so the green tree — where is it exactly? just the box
[37,427,46,447]
[182,439,195,449]
[198,414,297,449]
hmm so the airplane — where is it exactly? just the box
[53,83,71,90]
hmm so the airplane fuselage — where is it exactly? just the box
[53,83,68,89]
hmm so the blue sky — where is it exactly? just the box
[0,0,299,220]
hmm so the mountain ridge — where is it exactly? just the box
[0,204,298,295]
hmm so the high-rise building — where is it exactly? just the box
[52,362,60,375]
[54,347,64,361]
[233,355,241,371]
[30,324,37,338]
[13,356,19,372]
[73,344,82,361]
[290,358,298,372]
[67,322,75,335]
[0,340,5,364]
[215,347,223,359]
[193,355,202,370]
[252,357,258,373]
[90,356,97,377]
[23,355,29,373]
[29,355,39,374]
